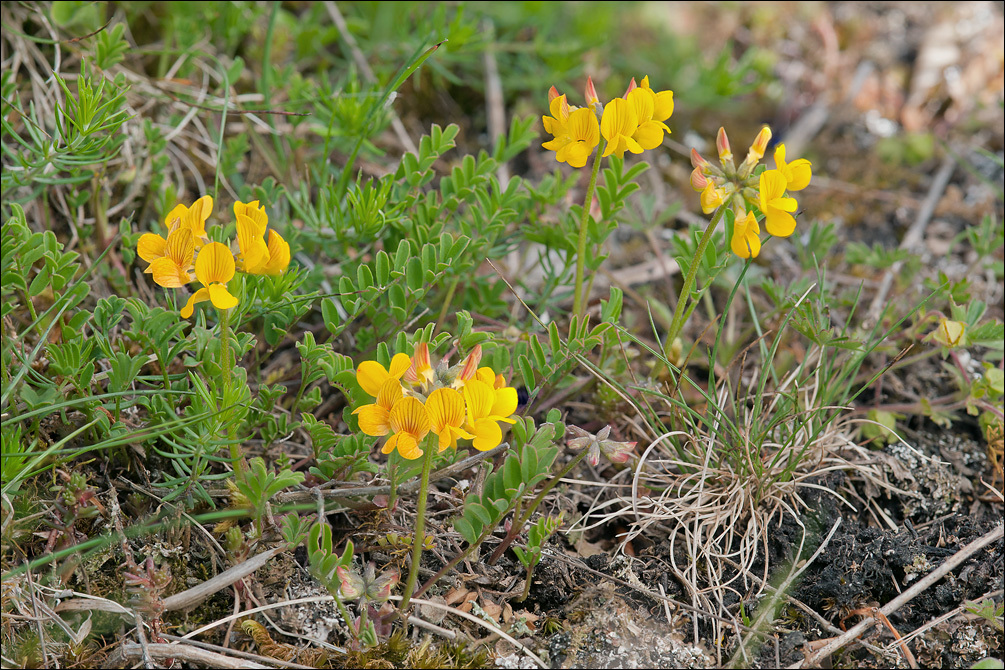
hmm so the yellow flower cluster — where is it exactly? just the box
[137,197,290,317]
[353,344,518,460]
[542,76,674,168]
[690,127,812,259]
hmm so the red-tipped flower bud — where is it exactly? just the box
[690,147,710,170]
[690,167,708,191]
[623,77,638,98]
[716,127,732,162]
[548,86,560,104]
[585,76,600,112]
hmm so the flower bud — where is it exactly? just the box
[623,77,638,98]
[690,167,708,191]
[585,76,600,112]
[548,86,560,104]
[690,147,710,170]
[747,126,772,162]
[716,127,732,162]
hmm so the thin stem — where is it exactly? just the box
[487,447,588,564]
[572,144,605,322]
[434,276,461,335]
[664,205,727,354]
[219,308,243,480]
[398,440,436,613]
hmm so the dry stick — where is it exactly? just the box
[324,1,418,155]
[160,634,318,670]
[791,522,1004,669]
[112,642,270,669]
[865,153,956,325]
[161,545,287,612]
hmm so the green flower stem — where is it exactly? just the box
[663,204,727,359]
[398,438,436,614]
[572,143,606,323]
[218,307,244,481]
[332,593,359,644]
[487,447,589,565]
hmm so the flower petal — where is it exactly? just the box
[195,242,236,286]
[137,233,167,263]
[354,403,392,436]
[180,287,210,318]
[207,283,238,310]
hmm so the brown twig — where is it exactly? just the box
[111,642,270,669]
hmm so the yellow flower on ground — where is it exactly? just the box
[382,396,430,460]
[934,318,966,348]
[730,211,761,259]
[237,215,290,276]
[463,378,518,452]
[353,378,404,437]
[600,97,641,158]
[146,227,196,288]
[180,242,239,318]
[773,144,812,191]
[356,353,412,398]
[426,388,474,452]
[758,169,798,238]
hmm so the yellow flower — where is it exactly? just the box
[758,169,798,238]
[463,378,518,451]
[741,126,772,170]
[542,91,572,137]
[627,76,673,151]
[233,200,268,235]
[773,144,812,191]
[730,211,761,259]
[353,378,404,436]
[403,342,436,391]
[639,76,674,125]
[382,396,430,460]
[164,195,213,245]
[356,352,412,398]
[426,388,473,452]
[180,242,239,318]
[543,106,600,168]
[700,181,727,214]
[237,217,291,276]
[600,97,641,158]
[143,227,195,287]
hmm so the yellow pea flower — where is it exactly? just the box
[356,353,412,398]
[627,77,672,151]
[382,396,430,460]
[600,97,641,159]
[553,108,600,168]
[542,90,573,138]
[234,200,268,236]
[463,378,518,452]
[180,242,239,318]
[237,217,291,276]
[730,211,761,259]
[758,169,798,238]
[146,227,195,288]
[426,388,474,452]
[700,181,727,214]
[639,76,674,125]
[164,195,213,245]
[403,343,436,391]
[773,144,812,191]
[353,378,404,437]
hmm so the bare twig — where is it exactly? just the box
[160,634,317,670]
[111,642,271,669]
[161,546,287,612]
